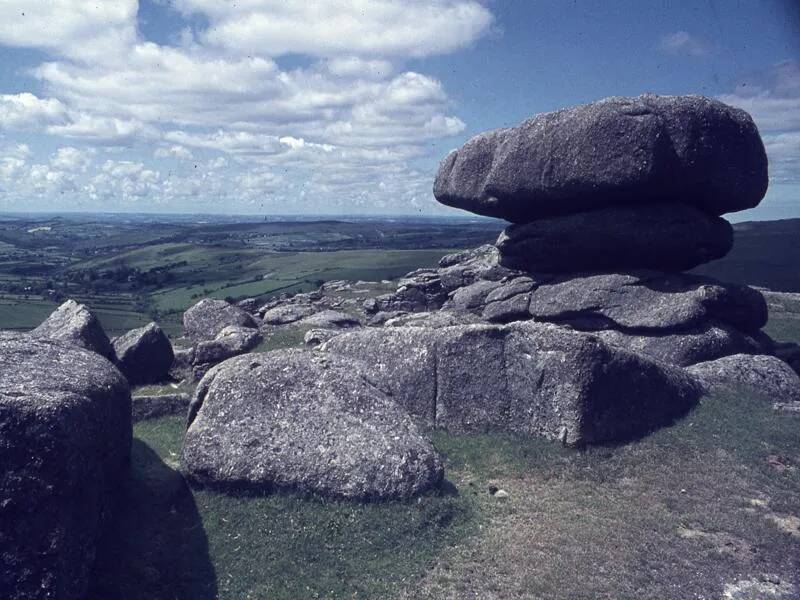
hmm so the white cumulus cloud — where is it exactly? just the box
[0,0,493,213]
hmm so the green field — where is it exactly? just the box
[0,246,455,337]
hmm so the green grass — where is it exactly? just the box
[763,293,800,343]
[90,416,477,600]
[0,296,57,330]
[90,386,800,600]
[411,391,800,599]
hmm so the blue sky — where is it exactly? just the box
[0,1,798,220]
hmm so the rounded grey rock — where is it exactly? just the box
[434,94,768,221]
[181,349,443,500]
[0,332,131,600]
[183,298,258,342]
[113,322,175,385]
[31,299,115,359]
[688,354,800,402]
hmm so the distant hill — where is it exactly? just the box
[691,218,800,292]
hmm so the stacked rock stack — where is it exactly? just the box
[367,94,777,370]
[434,93,767,273]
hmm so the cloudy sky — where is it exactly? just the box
[0,1,798,219]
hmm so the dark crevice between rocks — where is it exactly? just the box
[534,311,710,337]
[183,472,450,504]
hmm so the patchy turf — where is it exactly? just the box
[81,244,800,599]
[92,384,800,599]
[406,390,800,600]
[90,416,477,600]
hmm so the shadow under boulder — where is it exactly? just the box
[88,440,217,600]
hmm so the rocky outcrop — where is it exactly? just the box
[365,245,519,315]
[434,94,767,222]
[322,322,701,446]
[496,204,733,272]
[113,322,174,385]
[424,94,777,374]
[31,299,115,359]
[688,354,800,402]
[371,251,770,367]
[183,299,258,342]
[0,332,131,600]
[181,350,443,500]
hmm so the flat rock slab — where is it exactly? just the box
[434,94,767,221]
[496,204,733,272]
[322,322,701,446]
[688,354,800,402]
[596,321,759,367]
[31,299,115,359]
[384,310,485,329]
[181,349,443,500]
[113,322,174,385]
[527,272,767,334]
[0,332,131,600]
[183,299,258,342]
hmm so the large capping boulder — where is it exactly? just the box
[181,349,443,500]
[113,322,174,385]
[321,322,702,446]
[496,203,733,272]
[30,299,115,360]
[434,94,768,222]
[0,332,131,600]
[183,298,258,343]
